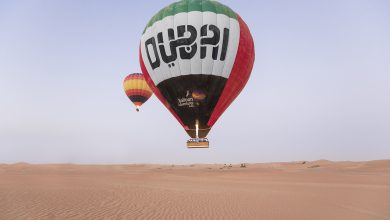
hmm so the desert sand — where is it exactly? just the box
[0,160,389,220]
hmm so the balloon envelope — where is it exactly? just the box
[123,73,153,111]
[140,0,255,138]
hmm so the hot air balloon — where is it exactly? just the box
[139,0,255,147]
[123,73,153,112]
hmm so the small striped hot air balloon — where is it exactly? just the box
[123,73,153,112]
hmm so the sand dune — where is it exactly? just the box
[0,160,389,219]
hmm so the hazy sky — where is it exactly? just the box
[1,0,389,164]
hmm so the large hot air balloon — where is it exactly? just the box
[123,73,153,112]
[139,0,255,147]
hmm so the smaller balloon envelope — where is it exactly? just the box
[123,73,153,112]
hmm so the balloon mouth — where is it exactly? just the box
[185,127,210,139]
[187,119,209,148]
[195,120,199,138]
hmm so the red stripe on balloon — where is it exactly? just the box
[208,15,255,127]
[126,89,152,98]
[139,46,188,129]
[124,74,143,81]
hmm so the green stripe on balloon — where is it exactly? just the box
[143,0,237,34]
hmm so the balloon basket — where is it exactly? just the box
[187,138,209,148]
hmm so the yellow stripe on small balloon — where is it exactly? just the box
[124,79,151,92]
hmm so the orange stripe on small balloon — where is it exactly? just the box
[133,101,143,106]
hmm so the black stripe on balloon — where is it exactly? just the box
[156,74,227,138]
[129,95,148,104]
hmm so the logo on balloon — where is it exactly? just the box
[177,89,206,108]
[145,24,230,70]
[192,90,206,101]
[178,97,194,108]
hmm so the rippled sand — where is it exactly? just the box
[0,160,389,219]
